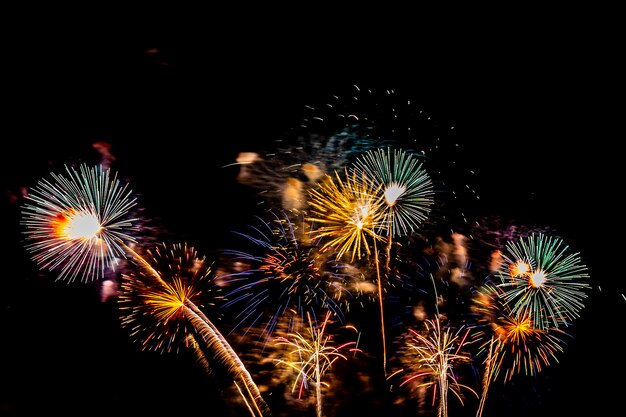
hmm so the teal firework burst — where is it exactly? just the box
[496,233,590,330]
[353,148,434,238]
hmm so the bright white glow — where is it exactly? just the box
[384,184,406,206]
[529,270,547,288]
[62,212,102,239]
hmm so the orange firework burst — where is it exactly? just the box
[119,242,271,416]
[472,282,569,417]
[473,283,568,382]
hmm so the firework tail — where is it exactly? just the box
[476,335,499,417]
[122,243,272,417]
[315,355,323,417]
[373,237,388,377]
[235,379,261,417]
[188,330,261,417]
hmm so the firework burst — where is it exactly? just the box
[495,233,590,330]
[119,242,223,353]
[220,210,352,345]
[472,283,569,416]
[21,164,137,282]
[307,169,386,262]
[307,167,393,374]
[354,147,434,239]
[120,242,272,416]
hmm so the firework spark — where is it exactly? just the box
[21,164,137,282]
[351,147,434,375]
[274,311,361,417]
[496,233,590,330]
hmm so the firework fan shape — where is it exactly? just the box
[21,164,137,282]
[495,233,590,330]
[307,168,386,261]
[391,317,476,417]
[353,147,434,238]
[119,242,223,353]
[221,211,352,344]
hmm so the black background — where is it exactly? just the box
[0,21,619,416]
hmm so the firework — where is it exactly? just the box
[307,169,386,262]
[307,168,392,374]
[472,283,569,416]
[21,164,137,282]
[220,210,352,345]
[273,311,361,417]
[119,242,223,353]
[390,317,477,417]
[353,147,434,239]
[119,242,271,416]
[495,233,590,330]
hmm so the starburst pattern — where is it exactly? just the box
[496,233,590,330]
[119,242,223,353]
[221,211,351,345]
[354,147,434,238]
[391,317,477,417]
[21,164,137,282]
[307,169,386,261]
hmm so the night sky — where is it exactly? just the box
[1,31,619,416]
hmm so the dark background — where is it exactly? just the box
[0,25,619,416]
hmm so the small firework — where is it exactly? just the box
[353,147,434,238]
[21,164,137,282]
[220,211,352,345]
[390,317,477,417]
[119,242,223,353]
[496,233,590,330]
[274,311,361,417]
[307,169,386,261]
